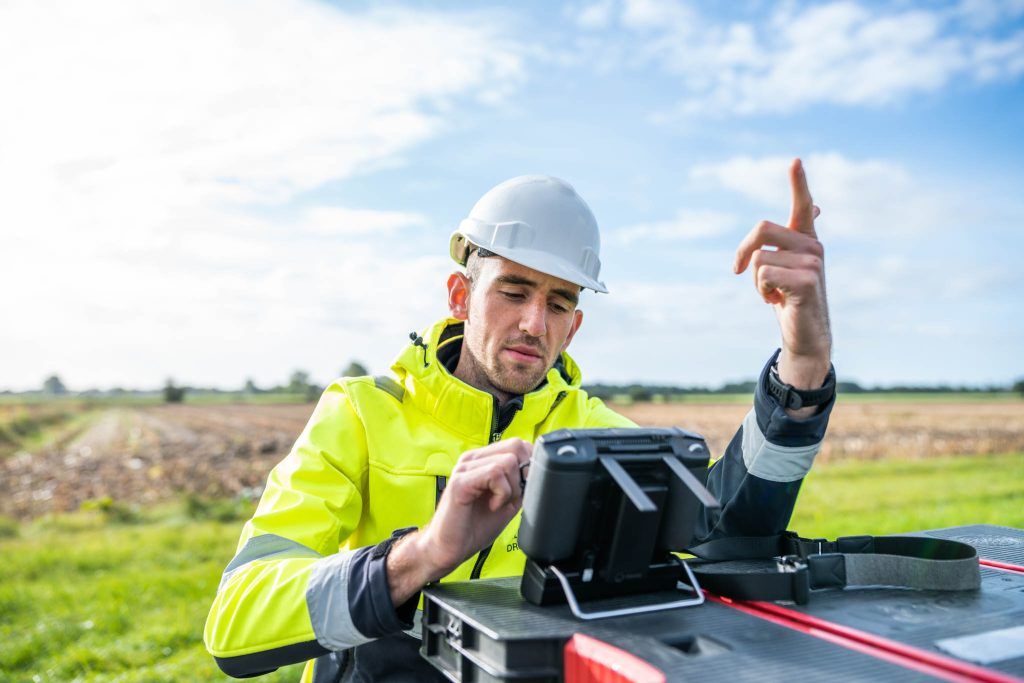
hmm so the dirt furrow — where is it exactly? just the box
[3,400,1021,519]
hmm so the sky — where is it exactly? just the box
[2,0,1022,391]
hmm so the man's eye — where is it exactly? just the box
[501,291,525,301]
[549,303,570,314]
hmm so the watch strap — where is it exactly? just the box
[371,526,419,560]
[767,362,836,410]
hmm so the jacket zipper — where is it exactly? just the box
[488,395,503,443]
[435,476,446,509]
[469,544,492,580]
[469,396,514,579]
[543,391,567,423]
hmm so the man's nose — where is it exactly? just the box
[519,299,547,338]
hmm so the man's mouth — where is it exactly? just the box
[504,345,544,363]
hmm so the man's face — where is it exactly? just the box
[447,255,583,396]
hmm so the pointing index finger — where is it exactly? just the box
[787,158,816,236]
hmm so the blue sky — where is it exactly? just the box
[2,0,1022,390]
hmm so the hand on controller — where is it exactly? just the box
[386,438,532,604]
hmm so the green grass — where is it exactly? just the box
[0,507,304,682]
[1,453,1021,681]
[791,452,1024,537]
[18,410,100,454]
[0,403,100,458]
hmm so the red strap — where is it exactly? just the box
[564,633,666,683]
[981,558,1024,574]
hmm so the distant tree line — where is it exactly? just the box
[9,368,1024,402]
[583,381,760,402]
[237,362,370,402]
[15,361,374,404]
[583,378,1024,401]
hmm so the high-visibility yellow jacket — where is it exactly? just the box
[204,318,833,681]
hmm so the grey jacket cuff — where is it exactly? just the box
[347,527,419,639]
[754,348,835,447]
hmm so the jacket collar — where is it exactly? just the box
[391,318,582,443]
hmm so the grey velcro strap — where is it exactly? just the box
[841,552,981,591]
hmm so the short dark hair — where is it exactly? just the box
[464,247,494,289]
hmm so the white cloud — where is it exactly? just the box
[587,0,1024,116]
[572,272,780,385]
[300,208,427,237]
[0,1,523,218]
[685,151,1024,379]
[612,209,738,244]
[594,279,750,327]
[954,0,1024,29]
[2,214,455,390]
[620,0,696,30]
[572,1,616,29]
[0,0,523,390]
[690,152,951,238]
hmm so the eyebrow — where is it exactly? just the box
[495,275,580,306]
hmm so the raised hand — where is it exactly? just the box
[733,159,832,406]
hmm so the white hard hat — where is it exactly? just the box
[450,175,608,293]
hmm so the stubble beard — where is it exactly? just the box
[461,337,551,398]
[492,357,549,396]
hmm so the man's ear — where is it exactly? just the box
[447,272,470,321]
[560,309,584,352]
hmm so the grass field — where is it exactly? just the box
[1,451,1021,682]
[790,452,1024,536]
[0,510,305,683]
[0,403,97,458]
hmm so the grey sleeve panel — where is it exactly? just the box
[740,408,822,483]
[697,435,805,542]
[740,408,760,471]
[306,550,375,652]
[218,533,322,592]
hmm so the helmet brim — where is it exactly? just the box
[450,232,608,294]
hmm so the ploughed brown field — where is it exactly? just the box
[3,400,1022,519]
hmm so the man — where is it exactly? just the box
[204,161,835,682]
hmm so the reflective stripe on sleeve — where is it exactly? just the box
[218,533,322,592]
[740,408,821,483]
[306,549,375,651]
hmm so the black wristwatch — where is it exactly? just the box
[767,362,836,410]
[371,526,419,560]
